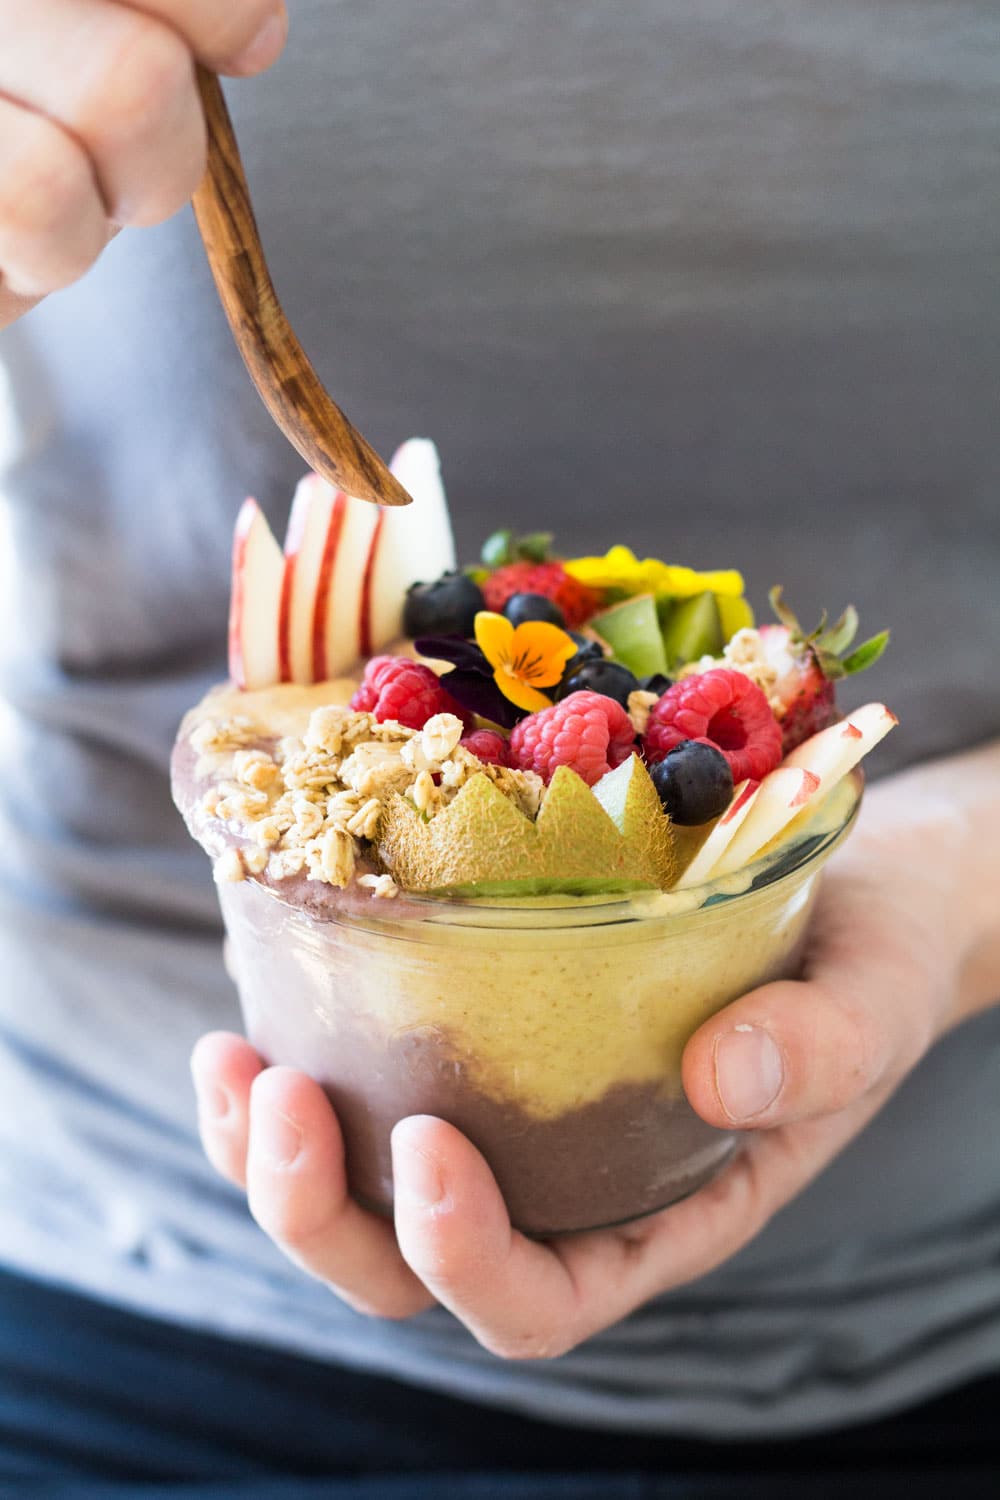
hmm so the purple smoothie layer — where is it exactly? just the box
[217,875,741,1236]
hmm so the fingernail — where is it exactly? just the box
[395,1140,445,1210]
[714,1025,784,1122]
[232,10,288,75]
[258,1108,303,1168]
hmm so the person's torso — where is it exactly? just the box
[1,0,998,1435]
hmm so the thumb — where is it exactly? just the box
[682,969,930,1131]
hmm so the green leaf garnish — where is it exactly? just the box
[481,529,516,568]
[769,587,888,681]
[841,630,890,675]
[516,531,555,563]
[816,605,859,657]
[768,585,800,634]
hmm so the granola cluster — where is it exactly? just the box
[625,689,659,738]
[190,707,543,895]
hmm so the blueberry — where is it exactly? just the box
[649,741,734,826]
[568,631,603,655]
[555,659,640,709]
[502,592,566,628]
[639,673,673,697]
[403,572,485,638]
[562,632,605,678]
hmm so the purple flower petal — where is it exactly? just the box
[439,670,526,729]
[414,635,489,672]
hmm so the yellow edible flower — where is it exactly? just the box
[564,545,745,601]
[474,612,578,713]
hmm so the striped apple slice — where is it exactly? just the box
[317,495,381,679]
[707,702,898,877]
[363,438,457,653]
[278,475,345,684]
[782,702,898,780]
[676,778,761,888]
[228,498,284,690]
[711,766,821,877]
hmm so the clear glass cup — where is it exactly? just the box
[219,773,861,1236]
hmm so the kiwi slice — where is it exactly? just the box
[660,591,723,669]
[377,766,672,896]
[589,594,668,677]
[592,755,676,889]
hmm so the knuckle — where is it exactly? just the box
[0,125,103,292]
[75,13,205,225]
[127,136,206,227]
[97,15,194,133]
[0,121,92,240]
[247,1170,338,1257]
[740,1172,781,1245]
[254,1198,324,1252]
[801,981,885,1112]
[415,1258,468,1300]
[405,1230,485,1302]
[198,1105,240,1147]
[203,1138,245,1188]
[831,991,885,1102]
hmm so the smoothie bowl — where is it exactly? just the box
[173,439,893,1235]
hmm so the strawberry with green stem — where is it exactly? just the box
[760,587,889,753]
[478,530,603,628]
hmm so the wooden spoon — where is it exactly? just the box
[191,68,411,507]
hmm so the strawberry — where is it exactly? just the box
[482,560,601,628]
[478,529,602,627]
[761,588,889,754]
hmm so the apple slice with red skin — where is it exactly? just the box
[228,497,285,690]
[278,475,346,684]
[782,702,898,781]
[317,493,381,679]
[709,702,898,877]
[363,438,457,653]
[276,474,379,683]
[274,439,456,684]
[711,766,821,876]
[676,778,761,888]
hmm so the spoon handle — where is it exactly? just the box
[191,67,410,507]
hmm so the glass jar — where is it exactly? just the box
[219,773,861,1235]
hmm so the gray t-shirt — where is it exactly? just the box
[1,0,999,1436]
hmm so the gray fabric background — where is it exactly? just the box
[0,0,998,1436]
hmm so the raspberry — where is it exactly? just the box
[642,668,783,784]
[350,656,395,713]
[510,690,636,786]
[482,561,601,628]
[460,730,511,767]
[351,657,460,730]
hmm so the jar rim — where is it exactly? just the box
[277,769,864,935]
